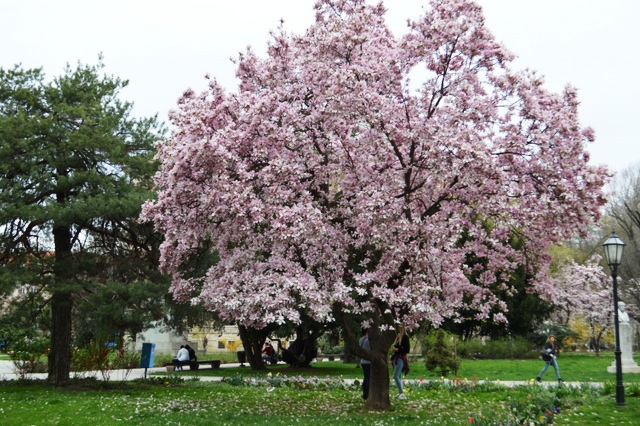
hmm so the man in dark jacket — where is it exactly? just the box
[536,335,563,383]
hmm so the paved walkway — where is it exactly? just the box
[0,359,234,382]
[0,360,600,388]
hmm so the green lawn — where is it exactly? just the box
[2,352,640,425]
[457,352,640,383]
[0,377,638,425]
[165,352,640,384]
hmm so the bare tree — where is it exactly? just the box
[606,162,640,318]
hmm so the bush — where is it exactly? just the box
[316,334,344,355]
[458,337,537,360]
[71,344,141,380]
[423,329,460,376]
[9,337,49,378]
[72,344,114,380]
[112,349,140,370]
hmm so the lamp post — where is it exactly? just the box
[602,231,626,406]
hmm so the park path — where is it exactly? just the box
[0,359,600,388]
[0,359,226,382]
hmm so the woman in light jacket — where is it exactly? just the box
[391,324,410,399]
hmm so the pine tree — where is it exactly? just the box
[0,59,163,384]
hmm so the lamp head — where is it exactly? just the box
[603,231,625,267]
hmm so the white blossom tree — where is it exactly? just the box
[551,255,612,353]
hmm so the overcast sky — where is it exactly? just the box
[3,0,639,174]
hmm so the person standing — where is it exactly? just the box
[391,324,410,399]
[359,328,371,400]
[536,335,563,383]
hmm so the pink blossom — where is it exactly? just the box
[141,0,607,330]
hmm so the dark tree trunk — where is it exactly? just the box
[365,355,391,411]
[281,325,318,367]
[48,223,74,385]
[238,324,272,370]
[48,290,73,384]
[334,303,397,411]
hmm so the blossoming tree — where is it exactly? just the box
[142,0,608,410]
[551,255,612,353]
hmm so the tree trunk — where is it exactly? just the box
[365,355,391,411]
[48,290,73,384]
[281,325,318,367]
[333,304,396,412]
[48,222,74,385]
[238,324,269,370]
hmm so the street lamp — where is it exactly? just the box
[603,231,626,406]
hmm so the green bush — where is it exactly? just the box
[458,337,537,359]
[112,349,140,369]
[317,334,344,355]
[602,381,640,398]
[9,337,49,377]
[423,329,460,376]
[627,382,640,397]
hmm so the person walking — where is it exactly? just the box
[391,324,410,399]
[359,328,371,400]
[536,335,563,383]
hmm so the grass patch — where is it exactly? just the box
[456,352,640,383]
[0,378,638,425]
[2,352,640,425]
[160,352,640,384]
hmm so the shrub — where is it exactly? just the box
[458,337,537,359]
[423,329,460,376]
[72,344,114,380]
[626,382,640,397]
[9,337,49,378]
[71,344,139,380]
[317,335,344,355]
[112,348,140,370]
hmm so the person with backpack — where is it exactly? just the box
[536,335,564,383]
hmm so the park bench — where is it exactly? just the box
[165,359,221,371]
[318,353,344,362]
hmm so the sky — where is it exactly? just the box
[2,0,639,174]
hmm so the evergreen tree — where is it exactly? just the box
[0,59,164,384]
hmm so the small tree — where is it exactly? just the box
[423,329,460,376]
[551,256,611,355]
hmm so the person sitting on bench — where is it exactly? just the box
[185,344,197,364]
[262,342,276,364]
[172,345,190,371]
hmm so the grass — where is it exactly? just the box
[457,352,640,383]
[1,352,640,425]
[0,377,638,425]
[159,352,640,384]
